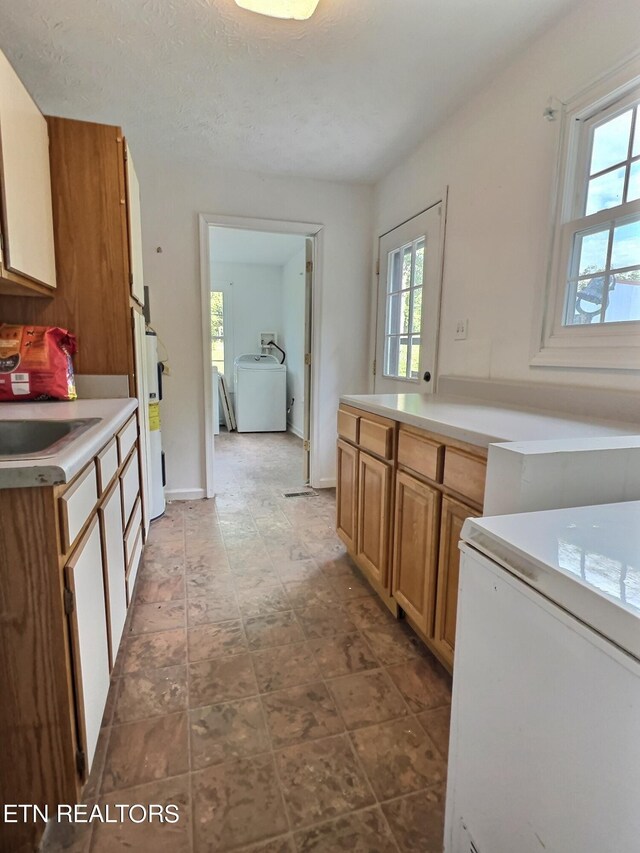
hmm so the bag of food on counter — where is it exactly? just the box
[0,324,77,401]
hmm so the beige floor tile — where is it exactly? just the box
[261,681,344,747]
[187,592,240,626]
[129,600,186,635]
[416,705,452,759]
[361,621,423,665]
[121,629,187,673]
[113,665,188,723]
[276,734,374,829]
[188,620,248,662]
[328,669,408,730]
[293,807,398,852]
[296,604,358,639]
[381,784,446,853]
[387,656,452,713]
[192,754,288,851]
[310,632,379,678]
[243,610,305,650]
[351,718,446,799]
[189,697,271,768]
[189,654,258,707]
[101,712,188,793]
[252,641,321,693]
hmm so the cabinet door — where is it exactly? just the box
[336,439,358,552]
[125,145,145,306]
[433,495,477,669]
[392,471,441,635]
[65,517,110,778]
[356,451,392,589]
[0,49,56,290]
[98,478,127,668]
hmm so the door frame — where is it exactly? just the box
[370,190,449,393]
[199,213,324,498]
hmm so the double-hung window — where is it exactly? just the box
[535,61,640,369]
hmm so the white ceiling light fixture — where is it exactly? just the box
[234,0,320,20]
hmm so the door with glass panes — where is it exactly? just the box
[374,205,443,394]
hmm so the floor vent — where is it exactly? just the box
[282,488,318,498]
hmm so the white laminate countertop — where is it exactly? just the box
[0,398,137,488]
[340,392,639,447]
[461,501,640,661]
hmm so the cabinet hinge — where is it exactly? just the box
[303,440,310,452]
[372,359,377,377]
[306,260,313,274]
[76,747,86,778]
[129,271,134,287]
[64,587,75,615]
[304,353,311,366]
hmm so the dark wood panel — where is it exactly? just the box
[0,487,78,852]
[0,117,133,376]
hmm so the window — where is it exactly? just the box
[211,290,225,375]
[383,237,424,379]
[535,60,640,370]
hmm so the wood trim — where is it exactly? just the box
[58,462,99,555]
[0,486,78,852]
[336,439,358,553]
[97,478,119,671]
[0,266,53,296]
[356,450,392,589]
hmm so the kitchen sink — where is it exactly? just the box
[0,418,101,460]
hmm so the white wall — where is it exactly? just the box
[210,260,284,374]
[281,247,307,437]
[138,162,373,498]
[372,0,640,397]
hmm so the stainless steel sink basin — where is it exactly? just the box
[0,418,101,460]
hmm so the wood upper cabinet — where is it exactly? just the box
[392,471,441,636]
[0,49,56,294]
[357,450,392,589]
[124,143,145,306]
[432,495,478,669]
[336,438,358,552]
[64,517,111,780]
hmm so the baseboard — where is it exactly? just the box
[287,423,304,439]
[314,476,336,489]
[165,488,206,501]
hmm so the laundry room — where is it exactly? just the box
[208,225,311,487]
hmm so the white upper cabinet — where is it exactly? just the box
[125,144,145,306]
[0,49,57,293]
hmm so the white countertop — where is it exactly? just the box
[462,501,640,660]
[0,398,137,487]
[340,392,639,447]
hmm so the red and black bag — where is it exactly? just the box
[0,324,77,401]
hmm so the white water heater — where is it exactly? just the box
[146,330,165,519]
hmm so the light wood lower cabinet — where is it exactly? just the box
[392,471,441,635]
[356,451,392,589]
[432,496,478,669]
[336,439,358,552]
[337,405,486,673]
[64,518,111,775]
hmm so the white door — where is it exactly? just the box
[65,518,110,776]
[303,237,313,483]
[374,205,443,394]
[125,144,145,306]
[99,479,127,667]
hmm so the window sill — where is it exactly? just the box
[531,340,640,371]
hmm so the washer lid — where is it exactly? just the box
[462,501,640,660]
[234,353,283,370]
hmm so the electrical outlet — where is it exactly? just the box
[455,318,468,340]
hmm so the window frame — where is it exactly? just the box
[210,284,233,379]
[382,236,425,381]
[533,57,640,371]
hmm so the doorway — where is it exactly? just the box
[199,214,322,499]
[374,203,445,394]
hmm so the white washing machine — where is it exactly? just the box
[234,353,287,432]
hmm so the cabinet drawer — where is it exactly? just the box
[117,416,138,465]
[443,447,486,507]
[337,408,359,443]
[397,428,443,482]
[124,497,142,566]
[126,527,143,604]
[120,448,140,527]
[59,463,99,553]
[359,417,394,460]
[96,437,118,494]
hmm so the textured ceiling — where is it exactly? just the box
[0,0,578,182]
[210,227,305,265]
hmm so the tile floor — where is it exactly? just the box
[42,431,452,852]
